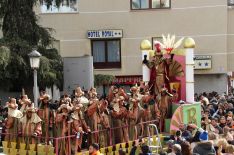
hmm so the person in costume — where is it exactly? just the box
[108,87,122,144]
[108,85,128,103]
[158,86,173,131]
[128,85,141,140]
[143,42,171,97]
[19,95,32,114]
[138,88,156,137]
[111,96,129,143]
[19,106,42,150]
[143,41,183,131]
[56,103,72,155]
[38,93,54,145]
[88,87,99,105]
[70,103,90,153]
[74,86,89,110]
[128,97,139,141]
[86,96,110,148]
[5,98,23,144]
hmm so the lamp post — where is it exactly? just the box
[28,50,41,107]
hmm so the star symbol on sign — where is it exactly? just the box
[115,32,117,35]
[118,32,121,35]
[198,62,202,66]
[205,62,209,66]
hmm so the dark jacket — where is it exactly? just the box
[193,141,216,155]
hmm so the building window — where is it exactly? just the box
[228,0,234,6]
[91,39,121,69]
[131,0,171,10]
[40,0,78,13]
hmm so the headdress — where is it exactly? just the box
[40,94,50,101]
[75,87,84,97]
[7,98,23,118]
[58,104,72,112]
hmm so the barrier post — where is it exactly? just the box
[109,128,112,146]
[55,138,59,155]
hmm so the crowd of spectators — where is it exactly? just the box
[127,91,234,155]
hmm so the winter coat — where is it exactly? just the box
[193,141,216,155]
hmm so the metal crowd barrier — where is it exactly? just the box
[0,119,163,155]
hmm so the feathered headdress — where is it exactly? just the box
[158,34,184,54]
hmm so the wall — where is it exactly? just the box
[37,0,228,76]
[63,56,94,94]
[227,7,234,72]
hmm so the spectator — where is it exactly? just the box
[210,95,218,104]
[224,145,234,154]
[219,96,227,104]
[227,111,233,118]
[181,141,192,155]
[141,144,152,155]
[160,151,168,155]
[168,144,182,155]
[119,149,126,155]
[217,138,229,154]
[88,143,101,155]
[226,117,233,128]
[208,132,219,141]
[170,130,185,145]
[193,131,216,155]
[130,139,152,155]
[204,109,211,118]
[217,106,225,117]
[210,117,223,134]
[200,95,209,107]
[207,104,215,116]
[190,128,203,150]
[219,116,227,129]
[226,103,234,114]
[223,126,233,142]
[179,124,192,141]
[166,140,174,153]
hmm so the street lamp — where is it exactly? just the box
[28,50,41,107]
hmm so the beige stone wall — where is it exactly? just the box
[37,0,229,75]
[228,8,234,72]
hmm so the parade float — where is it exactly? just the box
[140,35,201,134]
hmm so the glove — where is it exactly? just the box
[142,55,148,64]
[32,132,38,137]
[108,105,114,111]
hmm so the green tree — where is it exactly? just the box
[94,74,115,95]
[0,0,63,91]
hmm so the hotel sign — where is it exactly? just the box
[194,55,212,70]
[87,29,123,39]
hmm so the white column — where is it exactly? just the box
[185,48,194,103]
[142,50,150,82]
